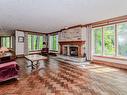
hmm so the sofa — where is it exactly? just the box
[0,48,19,82]
[0,61,19,82]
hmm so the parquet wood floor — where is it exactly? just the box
[0,57,127,95]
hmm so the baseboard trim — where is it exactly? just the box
[16,54,25,58]
[92,60,127,70]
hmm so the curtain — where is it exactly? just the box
[85,25,92,60]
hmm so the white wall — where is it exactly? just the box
[81,27,87,41]
[15,30,24,55]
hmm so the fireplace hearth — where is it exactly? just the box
[58,41,86,62]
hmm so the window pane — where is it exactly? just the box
[104,25,115,56]
[33,35,38,50]
[28,35,43,51]
[49,35,58,51]
[6,37,10,48]
[1,37,11,48]
[117,22,127,56]
[39,36,43,49]
[93,28,102,55]
[2,37,6,47]
[53,35,56,50]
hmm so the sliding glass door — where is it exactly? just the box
[103,25,115,56]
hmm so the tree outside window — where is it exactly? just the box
[1,36,12,48]
[93,28,102,55]
[104,25,115,56]
[49,35,58,51]
[93,22,127,57]
[28,34,43,51]
[39,36,43,49]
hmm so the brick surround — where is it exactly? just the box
[59,41,85,57]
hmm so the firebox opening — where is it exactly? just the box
[69,47,78,57]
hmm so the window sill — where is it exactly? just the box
[29,50,41,54]
[93,55,127,61]
[29,50,41,52]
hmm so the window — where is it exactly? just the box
[104,25,115,56]
[28,35,32,51]
[1,36,12,48]
[39,36,43,49]
[93,22,127,58]
[33,35,38,50]
[49,34,58,51]
[93,28,102,55]
[117,22,127,56]
[28,34,43,51]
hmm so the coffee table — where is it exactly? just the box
[25,54,47,69]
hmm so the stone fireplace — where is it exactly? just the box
[57,27,87,63]
[59,41,85,57]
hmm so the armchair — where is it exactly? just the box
[41,48,49,56]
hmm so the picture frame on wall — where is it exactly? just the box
[18,36,24,43]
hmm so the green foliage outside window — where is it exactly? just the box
[28,34,43,51]
[49,35,58,51]
[53,35,56,50]
[93,25,115,56]
[1,37,11,48]
[93,28,102,55]
[39,36,43,49]
[33,35,37,50]
[93,22,127,57]
[104,25,115,55]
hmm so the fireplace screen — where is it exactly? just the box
[69,47,78,56]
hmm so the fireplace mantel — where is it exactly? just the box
[59,41,85,45]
